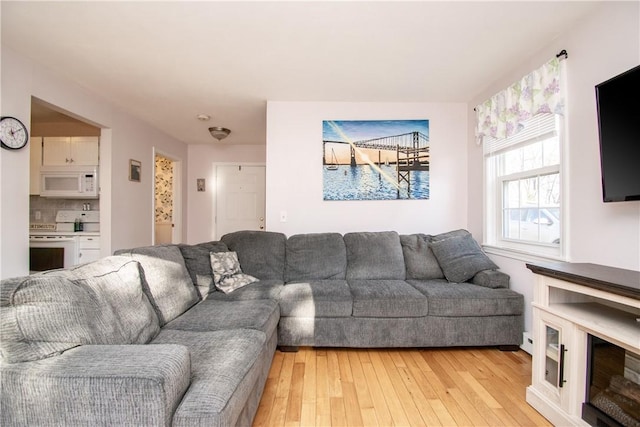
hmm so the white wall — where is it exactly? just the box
[0,47,188,278]
[467,1,640,335]
[186,144,265,243]
[109,111,188,252]
[266,102,468,236]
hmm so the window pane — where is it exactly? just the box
[543,137,560,166]
[503,149,522,176]
[540,173,560,206]
[504,180,520,208]
[522,142,542,171]
[520,176,539,207]
[502,172,560,245]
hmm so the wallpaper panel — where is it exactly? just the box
[155,156,173,222]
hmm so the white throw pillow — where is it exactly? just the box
[210,251,258,293]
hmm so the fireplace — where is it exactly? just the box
[582,335,640,427]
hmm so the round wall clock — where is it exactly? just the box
[0,116,29,150]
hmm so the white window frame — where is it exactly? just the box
[483,114,567,261]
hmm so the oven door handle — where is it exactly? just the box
[30,237,77,242]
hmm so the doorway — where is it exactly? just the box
[154,152,182,244]
[215,165,266,239]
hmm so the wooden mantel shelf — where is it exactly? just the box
[526,261,640,300]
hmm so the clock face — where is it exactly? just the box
[0,116,29,150]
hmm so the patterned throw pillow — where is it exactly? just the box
[210,251,258,293]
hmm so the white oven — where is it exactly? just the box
[29,235,78,272]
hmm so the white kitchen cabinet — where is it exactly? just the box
[78,235,100,264]
[43,136,99,166]
[29,136,42,195]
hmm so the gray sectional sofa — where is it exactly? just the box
[0,229,524,426]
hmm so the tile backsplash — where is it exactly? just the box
[30,196,100,224]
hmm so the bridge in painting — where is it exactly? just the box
[323,131,430,198]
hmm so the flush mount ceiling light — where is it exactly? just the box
[209,127,231,141]
[196,114,211,121]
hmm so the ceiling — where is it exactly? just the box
[2,1,599,145]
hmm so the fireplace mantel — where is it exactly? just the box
[525,261,640,427]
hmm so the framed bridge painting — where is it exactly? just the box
[322,119,430,201]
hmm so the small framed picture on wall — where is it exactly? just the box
[129,159,141,182]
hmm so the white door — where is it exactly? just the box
[216,165,265,238]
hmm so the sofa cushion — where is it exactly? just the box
[164,299,279,336]
[285,233,347,281]
[399,234,445,280]
[348,279,428,318]
[207,279,284,301]
[115,245,200,325]
[221,231,286,280]
[0,256,160,363]
[179,241,228,298]
[279,280,353,317]
[1,344,190,426]
[344,231,406,280]
[210,251,258,293]
[152,329,269,427]
[407,279,524,317]
[430,233,498,282]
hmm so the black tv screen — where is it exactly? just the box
[595,64,640,202]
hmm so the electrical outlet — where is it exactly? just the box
[280,211,287,222]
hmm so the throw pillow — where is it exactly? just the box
[210,251,258,294]
[430,234,499,283]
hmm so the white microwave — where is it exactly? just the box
[40,166,99,198]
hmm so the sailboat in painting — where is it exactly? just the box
[326,148,338,170]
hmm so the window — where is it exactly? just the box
[484,113,563,257]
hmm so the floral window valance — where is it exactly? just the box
[475,57,565,144]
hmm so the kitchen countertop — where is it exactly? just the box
[29,231,100,237]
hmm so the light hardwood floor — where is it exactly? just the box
[253,347,552,427]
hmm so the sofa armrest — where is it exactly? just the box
[471,270,510,288]
[1,344,190,427]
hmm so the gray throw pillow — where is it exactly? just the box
[210,251,258,294]
[430,234,499,283]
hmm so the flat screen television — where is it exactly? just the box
[595,64,640,202]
